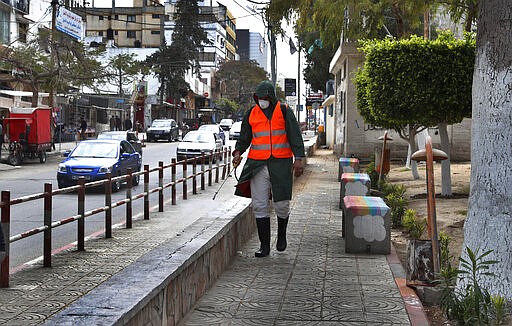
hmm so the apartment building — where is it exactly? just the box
[78,0,164,48]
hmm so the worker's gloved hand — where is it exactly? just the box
[293,158,304,177]
[232,150,242,168]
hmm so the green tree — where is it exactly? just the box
[213,60,269,116]
[214,98,238,117]
[146,0,209,102]
[442,0,478,32]
[299,32,336,93]
[355,33,475,192]
[0,30,103,107]
[106,53,142,96]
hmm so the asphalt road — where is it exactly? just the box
[1,136,233,269]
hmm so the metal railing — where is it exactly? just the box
[0,147,232,287]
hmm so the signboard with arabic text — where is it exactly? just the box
[56,7,83,41]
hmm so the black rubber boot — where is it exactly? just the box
[255,217,270,257]
[276,216,289,252]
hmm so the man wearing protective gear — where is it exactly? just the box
[232,80,305,257]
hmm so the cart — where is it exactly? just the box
[2,107,52,166]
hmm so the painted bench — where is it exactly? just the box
[338,157,359,181]
[343,196,390,254]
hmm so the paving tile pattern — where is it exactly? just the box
[180,153,412,325]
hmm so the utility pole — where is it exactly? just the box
[269,25,277,89]
[296,41,300,123]
[49,0,58,145]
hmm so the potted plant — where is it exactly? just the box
[403,209,435,285]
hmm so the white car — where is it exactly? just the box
[176,130,223,163]
[219,118,234,131]
[198,124,226,145]
[229,121,242,140]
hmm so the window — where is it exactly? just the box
[151,30,160,35]
[127,15,136,22]
[99,16,104,20]
[127,31,136,38]
[18,23,28,43]
[98,31,103,36]
[198,52,215,62]
[115,15,119,20]
[0,10,8,44]
[114,31,118,35]
[152,14,160,19]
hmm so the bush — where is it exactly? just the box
[436,247,509,325]
[402,209,426,239]
[382,182,407,227]
[364,160,380,189]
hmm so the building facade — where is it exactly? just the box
[235,29,267,71]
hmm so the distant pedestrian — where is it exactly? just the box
[115,116,121,131]
[124,117,132,131]
[110,115,116,131]
[232,80,305,257]
[80,118,87,140]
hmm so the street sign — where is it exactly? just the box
[56,7,83,41]
[284,78,296,96]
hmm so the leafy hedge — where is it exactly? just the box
[355,32,475,129]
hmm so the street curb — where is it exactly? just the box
[387,244,430,326]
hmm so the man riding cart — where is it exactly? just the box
[1,107,52,166]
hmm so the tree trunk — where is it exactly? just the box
[458,0,512,299]
[409,125,420,180]
[437,122,452,196]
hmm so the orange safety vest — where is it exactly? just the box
[247,102,293,160]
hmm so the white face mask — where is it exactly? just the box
[258,99,270,109]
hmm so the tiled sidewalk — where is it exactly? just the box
[181,150,426,325]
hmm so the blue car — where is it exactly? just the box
[57,139,142,192]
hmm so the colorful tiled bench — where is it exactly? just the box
[343,196,390,254]
[338,157,359,181]
[340,172,371,209]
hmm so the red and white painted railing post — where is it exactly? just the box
[77,177,85,251]
[171,159,177,205]
[208,151,213,187]
[215,150,220,184]
[1,190,10,288]
[222,148,227,180]
[183,159,188,200]
[192,157,197,195]
[201,153,206,190]
[144,164,150,219]
[126,168,133,228]
[105,172,112,238]
[158,161,164,212]
[43,183,52,267]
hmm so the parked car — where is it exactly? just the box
[146,119,179,142]
[198,124,226,145]
[176,130,223,163]
[57,139,142,192]
[219,118,234,131]
[229,121,242,140]
[97,130,143,155]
